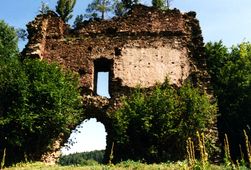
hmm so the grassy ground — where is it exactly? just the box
[4,161,244,170]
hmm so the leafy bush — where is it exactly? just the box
[112,81,217,163]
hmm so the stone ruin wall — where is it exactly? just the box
[22,5,208,164]
[23,5,206,98]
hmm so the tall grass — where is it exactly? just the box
[186,137,195,167]
[243,130,251,167]
[1,147,6,169]
[4,131,251,169]
[223,134,232,166]
[185,130,251,169]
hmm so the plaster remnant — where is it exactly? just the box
[114,46,190,87]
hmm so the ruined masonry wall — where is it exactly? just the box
[23,5,205,97]
[22,5,208,164]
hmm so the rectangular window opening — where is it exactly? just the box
[95,71,110,98]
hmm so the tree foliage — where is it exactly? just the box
[152,0,171,9]
[73,14,84,28]
[113,0,127,17]
[152,0,165,9]
[0,21,82,165]
[16,28,28,41]
[59,150,105,165]
[112,81,217,163]
[85,0,113,20]
[206,41,251,159]
[0,20,18,62]
[0,58,82,165]
[56,0,76,22]
[82,0,129,21]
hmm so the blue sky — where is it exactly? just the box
[1,0,251,154]
[1,0,251,47]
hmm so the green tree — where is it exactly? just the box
[112,81,217,163]
[0,21,82,166]
[206,41,251,160]
[73,14,84,28]
[152,0,171,9]
[59,150,105,165]
[85,0,113,20]
[113,0,127,17]
[0,20,18,62]
[56,0,76,22]
[152,0,165,9]
[0,59,82,165]
[16,28,28,41]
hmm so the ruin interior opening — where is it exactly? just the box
[96,72,110,98]
[61,118,107,155]
[94,58,112,98]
